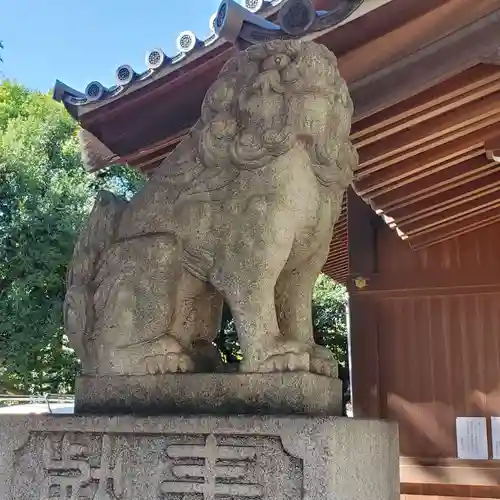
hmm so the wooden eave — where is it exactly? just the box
[69,0,500,284]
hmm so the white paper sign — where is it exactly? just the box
[491,417,500,459]
[456,417,488,459]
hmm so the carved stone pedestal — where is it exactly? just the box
[75,372,343,416]
[0,414,399,500]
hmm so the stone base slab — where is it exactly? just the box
[0,414,399,500]
[75,372,343,415]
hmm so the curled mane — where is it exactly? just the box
[156,40,357,190]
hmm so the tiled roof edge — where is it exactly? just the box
[53,0,287,108]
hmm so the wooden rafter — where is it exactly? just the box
[349,26,500,256]
[372,154,493,211]
[351,65,500,144]
[350,8,500,121]
[410,207,500,249]
[390,167,500,222]
[356,124,500,196]
[357,92,500,169]
[401,190,500,235]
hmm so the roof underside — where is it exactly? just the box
[59,0,500,284]
[354,63,500,252]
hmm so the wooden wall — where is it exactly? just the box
[347,190,500,498]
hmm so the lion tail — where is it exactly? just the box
[64,191,128,363]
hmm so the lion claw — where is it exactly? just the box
[309,345,338,378]
[243,351,310,373]
[145,353,195,374]
[310,357,337,377]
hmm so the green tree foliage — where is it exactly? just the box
[0,81,144,394]
[217,274,349,366]
[312,274,348,366]
[216,303,241,363]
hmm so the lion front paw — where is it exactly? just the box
[309,345,338,378]
[145,353,195,374]
[254,352,310,373]
[240,340,310,374]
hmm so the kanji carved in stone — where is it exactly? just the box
[64,39,358,377]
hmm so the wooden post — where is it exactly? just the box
[347,187,383,418]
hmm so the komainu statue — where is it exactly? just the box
[65,40,358,378]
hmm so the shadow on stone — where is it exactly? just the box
[75,372,343,416]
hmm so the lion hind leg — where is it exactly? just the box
[92,232,196,375]
[65,190,128,372]
[169,270,225,372]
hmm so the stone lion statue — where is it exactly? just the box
[65,39,358,378]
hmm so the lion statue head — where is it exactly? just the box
[190,39,357,190]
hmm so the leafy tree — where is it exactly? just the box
[312,274,348,366]
[216,303,241,364]
[0,81,144,394]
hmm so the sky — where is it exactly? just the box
[0,0,224,93]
